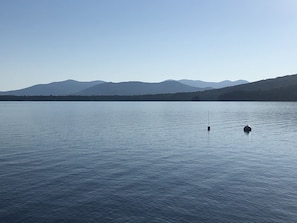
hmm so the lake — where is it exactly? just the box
[1,101,297,222]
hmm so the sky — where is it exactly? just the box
[1,0,297,91]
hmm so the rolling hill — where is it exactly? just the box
[1,74,296,101]
[178,79,248,89]
[0,79,247,96]
[77,80,206,96]
[188,74,297,101]
[0,80,105,96]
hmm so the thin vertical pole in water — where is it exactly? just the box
[207,111,210,131]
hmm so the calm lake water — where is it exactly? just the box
[1,101,297,223]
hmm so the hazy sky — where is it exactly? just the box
[1,0,297,91]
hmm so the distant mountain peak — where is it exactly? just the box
[77,80,205,96]
[178,79,248,89]
[0,80,105,96]
[0,79,248,96]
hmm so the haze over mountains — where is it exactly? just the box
[0,79,247,96]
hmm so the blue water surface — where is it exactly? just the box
[1,101,297,223]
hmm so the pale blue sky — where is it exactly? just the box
[1,0,297,90]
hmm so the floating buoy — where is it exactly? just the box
[244,125,252,133]
[207,111,210,131]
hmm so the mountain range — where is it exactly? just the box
[195,74,297,101]
[0,80,104,96]
[178,79,248,89]
[0,79,247,96]
[1,74,297,101]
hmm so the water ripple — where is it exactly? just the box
[1,102,297,222]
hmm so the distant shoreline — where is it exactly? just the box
[0,95,296,102]
[0,95,195,101]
